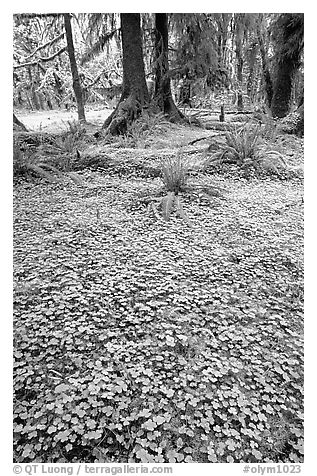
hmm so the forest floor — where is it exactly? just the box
[17,104,242,134]
[17,105,112,133]
[13,110,304,464]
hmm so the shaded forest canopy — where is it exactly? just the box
[13,13,304,132]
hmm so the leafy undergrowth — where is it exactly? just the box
[13,130,303,464]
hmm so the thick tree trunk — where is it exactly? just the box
[217,35,222,67]
[236,49,244,111]
[246,42,257,102]
[153,13,185,121]
[103,14,149,134]
[270,59,295,118]
[256,16,273,108]
[295,102,304,137]
[13,113,28,131]
[271,14,303,118]
[64,13,86,122]
[234,14,244,112]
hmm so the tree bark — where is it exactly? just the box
[234,14,244,111]
[295,102,304,137]
[27,68,40,110]
[270,59,295,118]
[53,70,63,106]
[270,13,303,119]
[246,42,258,102]
[13,47,67,70]
[236,48,244,111]
[152,13,185,121]
[256,15,273,108]
[13,113,28,131]
[64,13,86,122]
[103,14,149,134]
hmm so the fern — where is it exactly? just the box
[204,121,292,176]
[13,147,61,183]
[37,121,84,170]
[161,191,175,221]
[66,172,85,185]
[225,124,260,163]
[255,149,294,175]
[160,154,190,194]
[26,164,60,182]
[223,123,262,163]
[125,112,171,147]
[174,195,192,227]
[81,31,118,65]
[13,143,84,184]
[149,150,226,225]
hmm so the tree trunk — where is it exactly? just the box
[28,68,40,110]
[256,16,273,108]
[64,13,86,122]
[13,113,28,131]
[295,102,304,137]
[103,14,149,134]
[246,42,258,102]
[53,70,63,107]
[234,14,244,112]
[236,48,244,111]
[270,59,295,118]
[270,14,303,118]
[178,78,192,108]
[152,14,185,121]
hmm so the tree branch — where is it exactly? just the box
[24,32,65,61]
[16,13,61,19]
[13,47,67,69]
[187,134,221,145]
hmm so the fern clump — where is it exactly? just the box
[124,112,171,148]
[205,121,293,176]
[13,141,84,185]
[160,154,190,194]
[149,152,225,225]
[13,143,60,182]
[224,122,261,164]
[39,120,84,160]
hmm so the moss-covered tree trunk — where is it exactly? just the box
[236,45,244,111]
[103,14,149,135]
[28,68,40,110]
[246,42,258,102]
[270,59,295,118]
[295,102,304,137]
[53,70,63,107]
[13,113,28,131]
[270,14,303,118]
[64,13,86,123]
[256,15,273,108]
[152,13,185,122]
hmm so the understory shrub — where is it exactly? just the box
[278,107,304,137]
[13,140,83,185]
[160,154,190,194]
[149,152,226,224]
[37,120,86,166]
[113,112,171,148]
[204,122,296,177]
[13,142,62,182]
